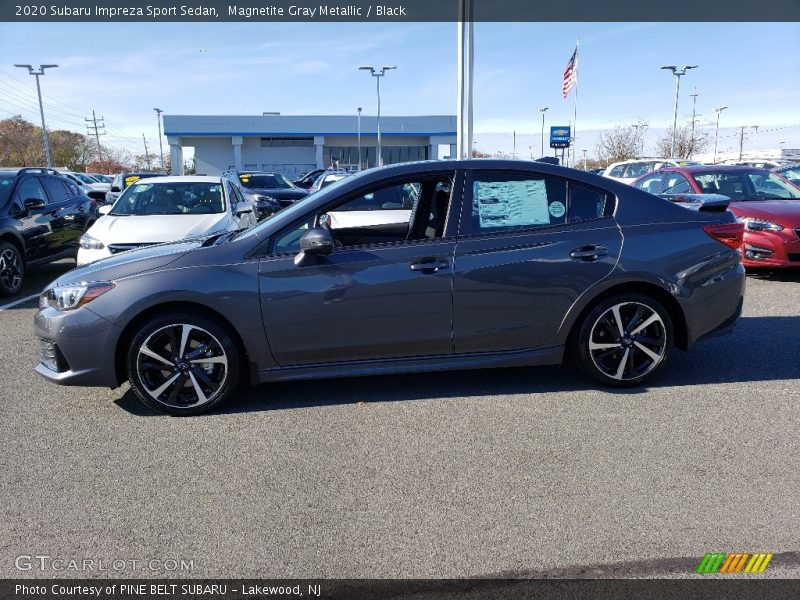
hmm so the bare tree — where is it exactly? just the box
[595,121,647,164]
[655,125,710,159]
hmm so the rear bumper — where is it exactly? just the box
[683,260,746,349]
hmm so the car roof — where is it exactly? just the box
[126,175,222,184]
[670,165,769,173]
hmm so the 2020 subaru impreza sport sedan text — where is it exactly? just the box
[34,160,746,416]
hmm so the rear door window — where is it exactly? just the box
[42,177,71,204]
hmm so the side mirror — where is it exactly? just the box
[235,201,254,216]
[294,227,334,266]
[98,204,112,215]
[110,186,121,192]
[24,198,46,211]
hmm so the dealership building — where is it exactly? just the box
[162,114,457,178]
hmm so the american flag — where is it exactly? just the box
[562,47,578,98]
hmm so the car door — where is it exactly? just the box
[41,176,90,255]
[257,172,459,366]
[12,176,54,263]
[452,169,622,354]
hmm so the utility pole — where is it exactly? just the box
[752,125,758,153]
[582,149,587,170]
[689,88,698,158]
[738,126,746,161]
[713,106,727,164]
[85,110,106,167]
[153,108,165,171]
[142,134,152,170]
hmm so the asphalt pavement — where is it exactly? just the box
[1,261,798,579]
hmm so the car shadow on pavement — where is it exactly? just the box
[746,268,800,283]
[113,315,799,417]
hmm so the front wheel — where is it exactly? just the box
[126,312,241,416]
[573,293,673,387]
[0,241,25,297]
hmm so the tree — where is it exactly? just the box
[595,121,647,164]
[655,124,710,159]
[0,115,41,166]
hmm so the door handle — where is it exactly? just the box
[410,259,450,273]
[570,245,608,261]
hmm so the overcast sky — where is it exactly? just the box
[1,21,798,158]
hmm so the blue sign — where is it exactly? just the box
[550,126,571,148]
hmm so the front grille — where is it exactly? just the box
[39,339,68,372]
[108,243,148,254]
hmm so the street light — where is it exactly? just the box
[713,106,728,164]
[539,107,548,157]
[14,64,58,167]
[633,123,648,158]
[661,65,698,157]
[153,108,165,171]
[357,107,362,170]
[359,65,396,167]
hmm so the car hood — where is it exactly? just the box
[88,213,231,244]
[246,187,308,200]
[57,238,206,285]
[730,200,800,225]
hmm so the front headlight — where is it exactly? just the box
[736,217,783,232]
[79,233,105,249]
[40,281,115,311]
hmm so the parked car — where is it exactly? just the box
[774,164,800,187]
[724,159,797,170]
[106,172,164,204]
[602,158,703,185]
[77,175,256,266]
[59,171,110,202]
[88,173,113,184]
[633,165,800,268]
[309,170,353,193]
[293,168,327,190]
[0,167,98,296]
[225,170,309,219]
[34,159,745,416]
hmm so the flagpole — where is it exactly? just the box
[572,37,579,168]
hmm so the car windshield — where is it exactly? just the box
[0,175,13,205]
[110,182,225,215]
[778,166,800,182]
[73,173,99,184]
[238,174,293,189]
[692,171,800,201]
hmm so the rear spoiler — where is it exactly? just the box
[658,193,731,212]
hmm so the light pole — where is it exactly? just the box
[359,65,396,167]
[582,149,587,170]
[539,107,548,157]
[713,106,728,164]
[14,64,58,167]
[153,108,165,171]
[661,65,698,157]
[357,107,362,170]
[633,123,647,158]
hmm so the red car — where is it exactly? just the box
[633,165,800,268]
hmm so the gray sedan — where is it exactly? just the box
[33,160,746,416]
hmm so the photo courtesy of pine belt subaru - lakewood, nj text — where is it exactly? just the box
[34,160,746,416]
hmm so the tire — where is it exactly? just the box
[572,293,673,387]
[126,311,242,416]
[0,241,25,297]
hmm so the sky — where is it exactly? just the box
[0,20,798,160]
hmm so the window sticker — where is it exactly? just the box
[474,180,551,228]
[548,201,566,218]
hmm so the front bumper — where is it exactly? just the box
[741,229,800,268]
[33,304,123,388]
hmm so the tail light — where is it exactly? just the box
[703,222,744,250]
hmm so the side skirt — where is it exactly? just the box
[257,345,565,383]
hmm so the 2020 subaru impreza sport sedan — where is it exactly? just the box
[34,160,746,416]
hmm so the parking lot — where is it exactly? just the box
[1,260,798,579]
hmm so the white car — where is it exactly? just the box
[77,175,257,265]
[602,158,703,185]
[60,171,111,200]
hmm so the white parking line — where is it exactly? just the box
[0,293,39,312]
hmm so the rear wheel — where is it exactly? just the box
[0,241,24,297]
[573,293,673,387]
[126,312,241,416]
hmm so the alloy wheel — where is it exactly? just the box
[0,247,22,293]
[135,323,229,409]
[588,301,668,381]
